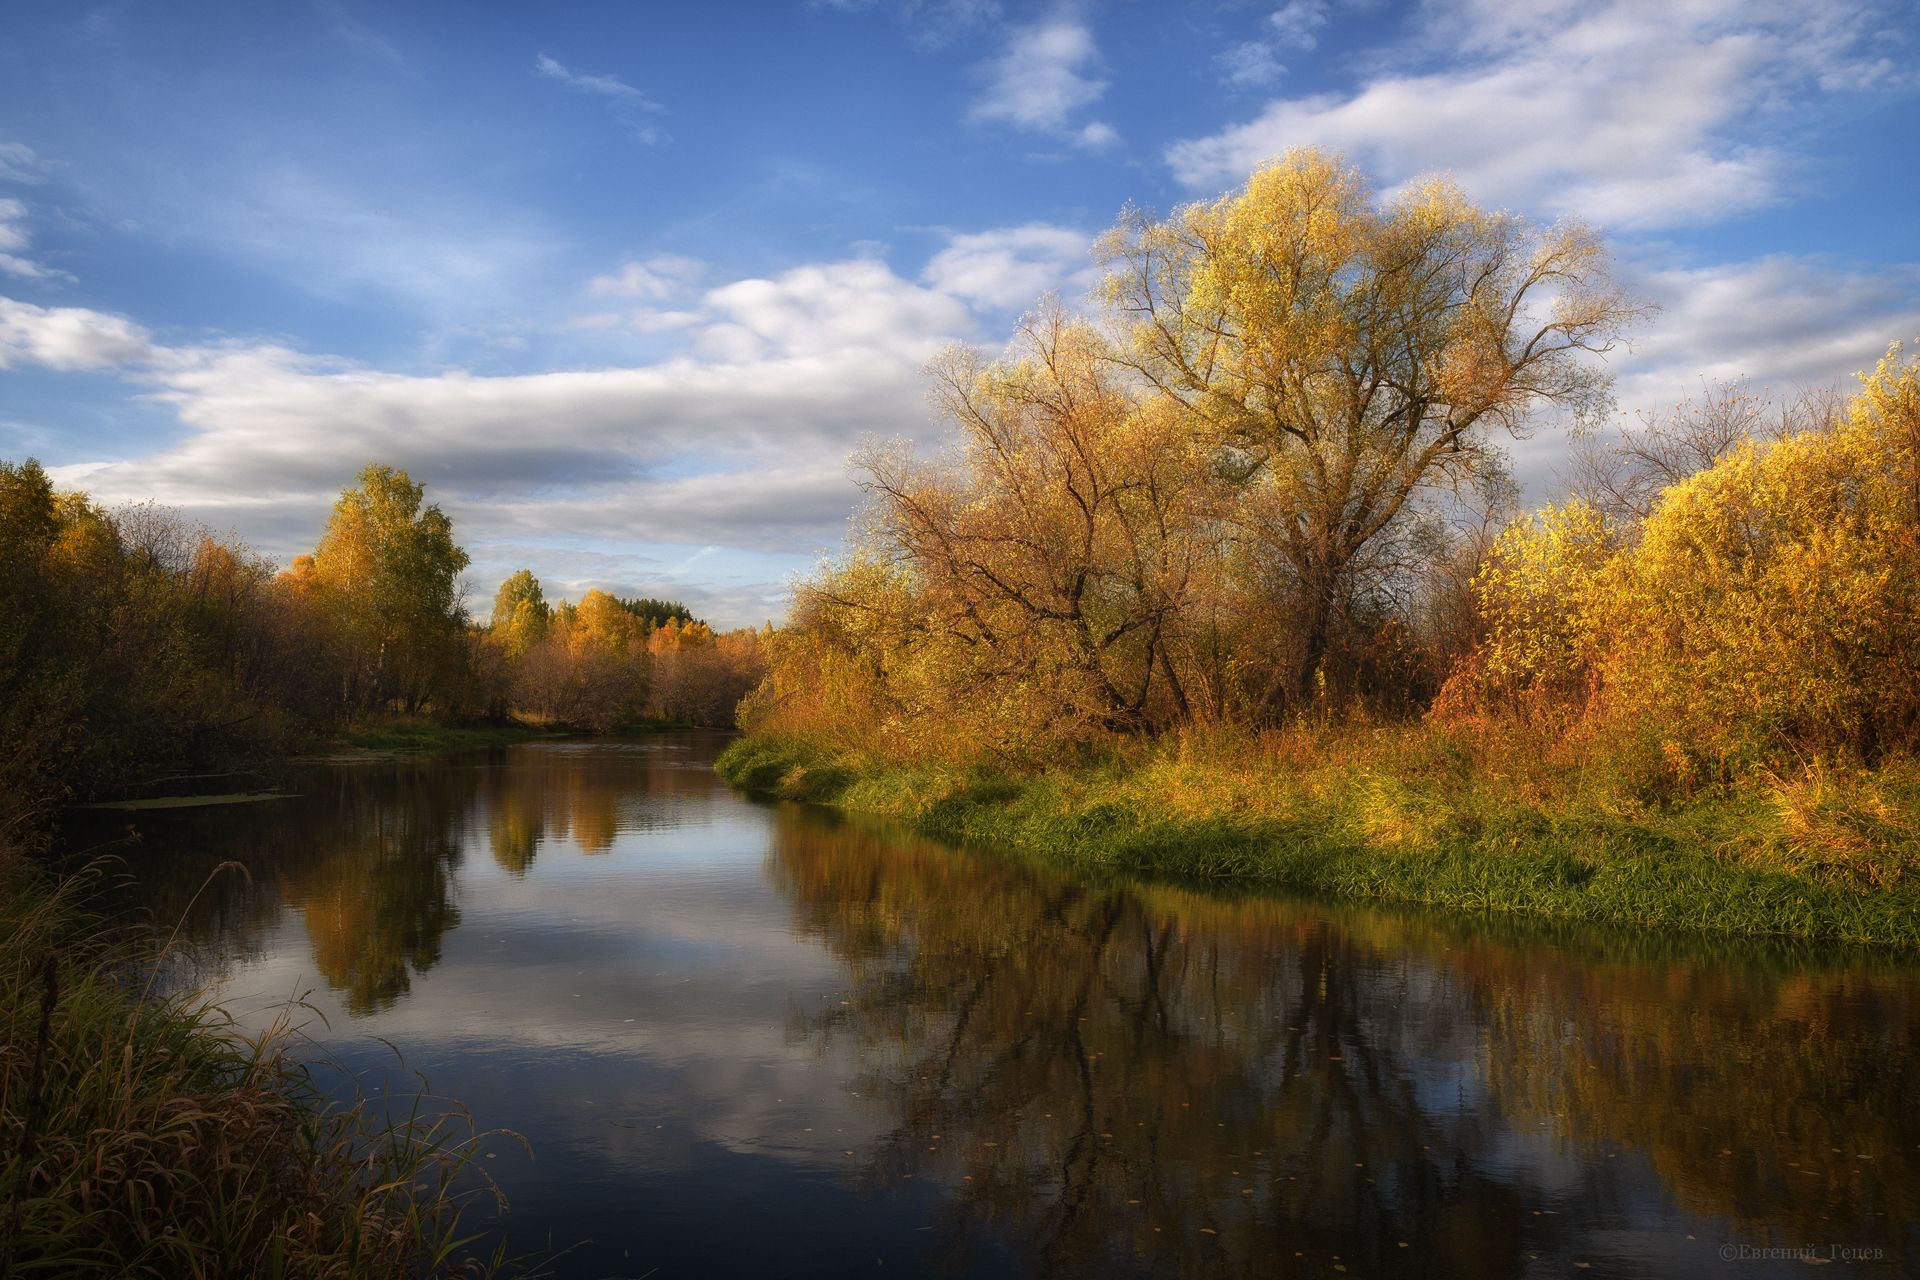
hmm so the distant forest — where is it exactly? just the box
[0,458,764,835]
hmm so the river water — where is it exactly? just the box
[71,735,1918,1278]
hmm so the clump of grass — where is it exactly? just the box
[1754,761,1920,888]
[0,861,518,1278]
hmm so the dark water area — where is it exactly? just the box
[62,735,1920,1278]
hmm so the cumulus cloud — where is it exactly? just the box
[535,53,667,144]
[1266,0,1329,52]
[697,258,970,362]
[0,296,157,369]
[969,18,1118,148]
[26,254,978,624]
[1171,0,1907,229]
[921,223,1096,310]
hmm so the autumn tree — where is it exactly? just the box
[490,568,550,658]
[310,464,470,712]
[861,307,1212,745]
[1097,148,1642,708]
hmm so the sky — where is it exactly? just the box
[2,0,1917,628]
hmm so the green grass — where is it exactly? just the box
[715,733,1920,948]
[0,861,519,1277]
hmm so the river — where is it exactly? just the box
[69,735,1919,1278]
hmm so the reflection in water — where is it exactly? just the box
[769,811,1920,1277]
[73,738,1920,1278]
[86,761,481,1013]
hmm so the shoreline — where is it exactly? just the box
[715,734,1920,950]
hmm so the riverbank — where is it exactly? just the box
[333,717,547,756]
[0,860,507,1276]
[330,717,724,758]
[715,731,1920,948]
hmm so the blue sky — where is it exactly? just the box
[3,0,1916,626]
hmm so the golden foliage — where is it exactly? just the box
[1597,346,1920,758]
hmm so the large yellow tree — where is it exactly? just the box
[1098,148,1642,707]
[310,463,470,712]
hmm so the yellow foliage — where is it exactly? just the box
[1593,346,1920,758]
[569,588,642,658]
[1473,499,1615,699]
[1470,344,1920,763]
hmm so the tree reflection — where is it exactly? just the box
[294,767,470,1013]
[83,760,479,1015]
[1469,934,1920,1245]
[488,767,546,875]
[97,741,734,1014]
[767,809,1920,1277]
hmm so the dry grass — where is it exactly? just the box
[0,861,522,1279]
[1760,762,1920,888]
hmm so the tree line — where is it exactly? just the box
[0,459,764,835]
[481,566,765,733]
[741,148,1920,784]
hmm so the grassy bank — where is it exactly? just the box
[0,862,510,1276]
[716,731,1920,948]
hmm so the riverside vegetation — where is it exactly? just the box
[0,458,764,1274]
[719,149,1920,947]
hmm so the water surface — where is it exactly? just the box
[75,736,1919,1277]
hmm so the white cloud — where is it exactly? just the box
[23,256,974,625]
[1171,0,1906,229]
[0,296,156,369]
[0,197,69,282]
[1499,251,1920,499]
[921,223,1096,310]
[625,308,707,334]
[534,53,656,105]
[0,142,48,186]
[534,54,667,144]
[1216,41,1287,90]
[968,18,1117,147]
[1267,1,1329,52]
[587,254,706,300]
[1077,121,1121,150]
[1610,253,1920,412]
[1214,1,1327,89]
[697,258,970,361]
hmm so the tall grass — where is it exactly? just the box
[0,861,519,1278]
